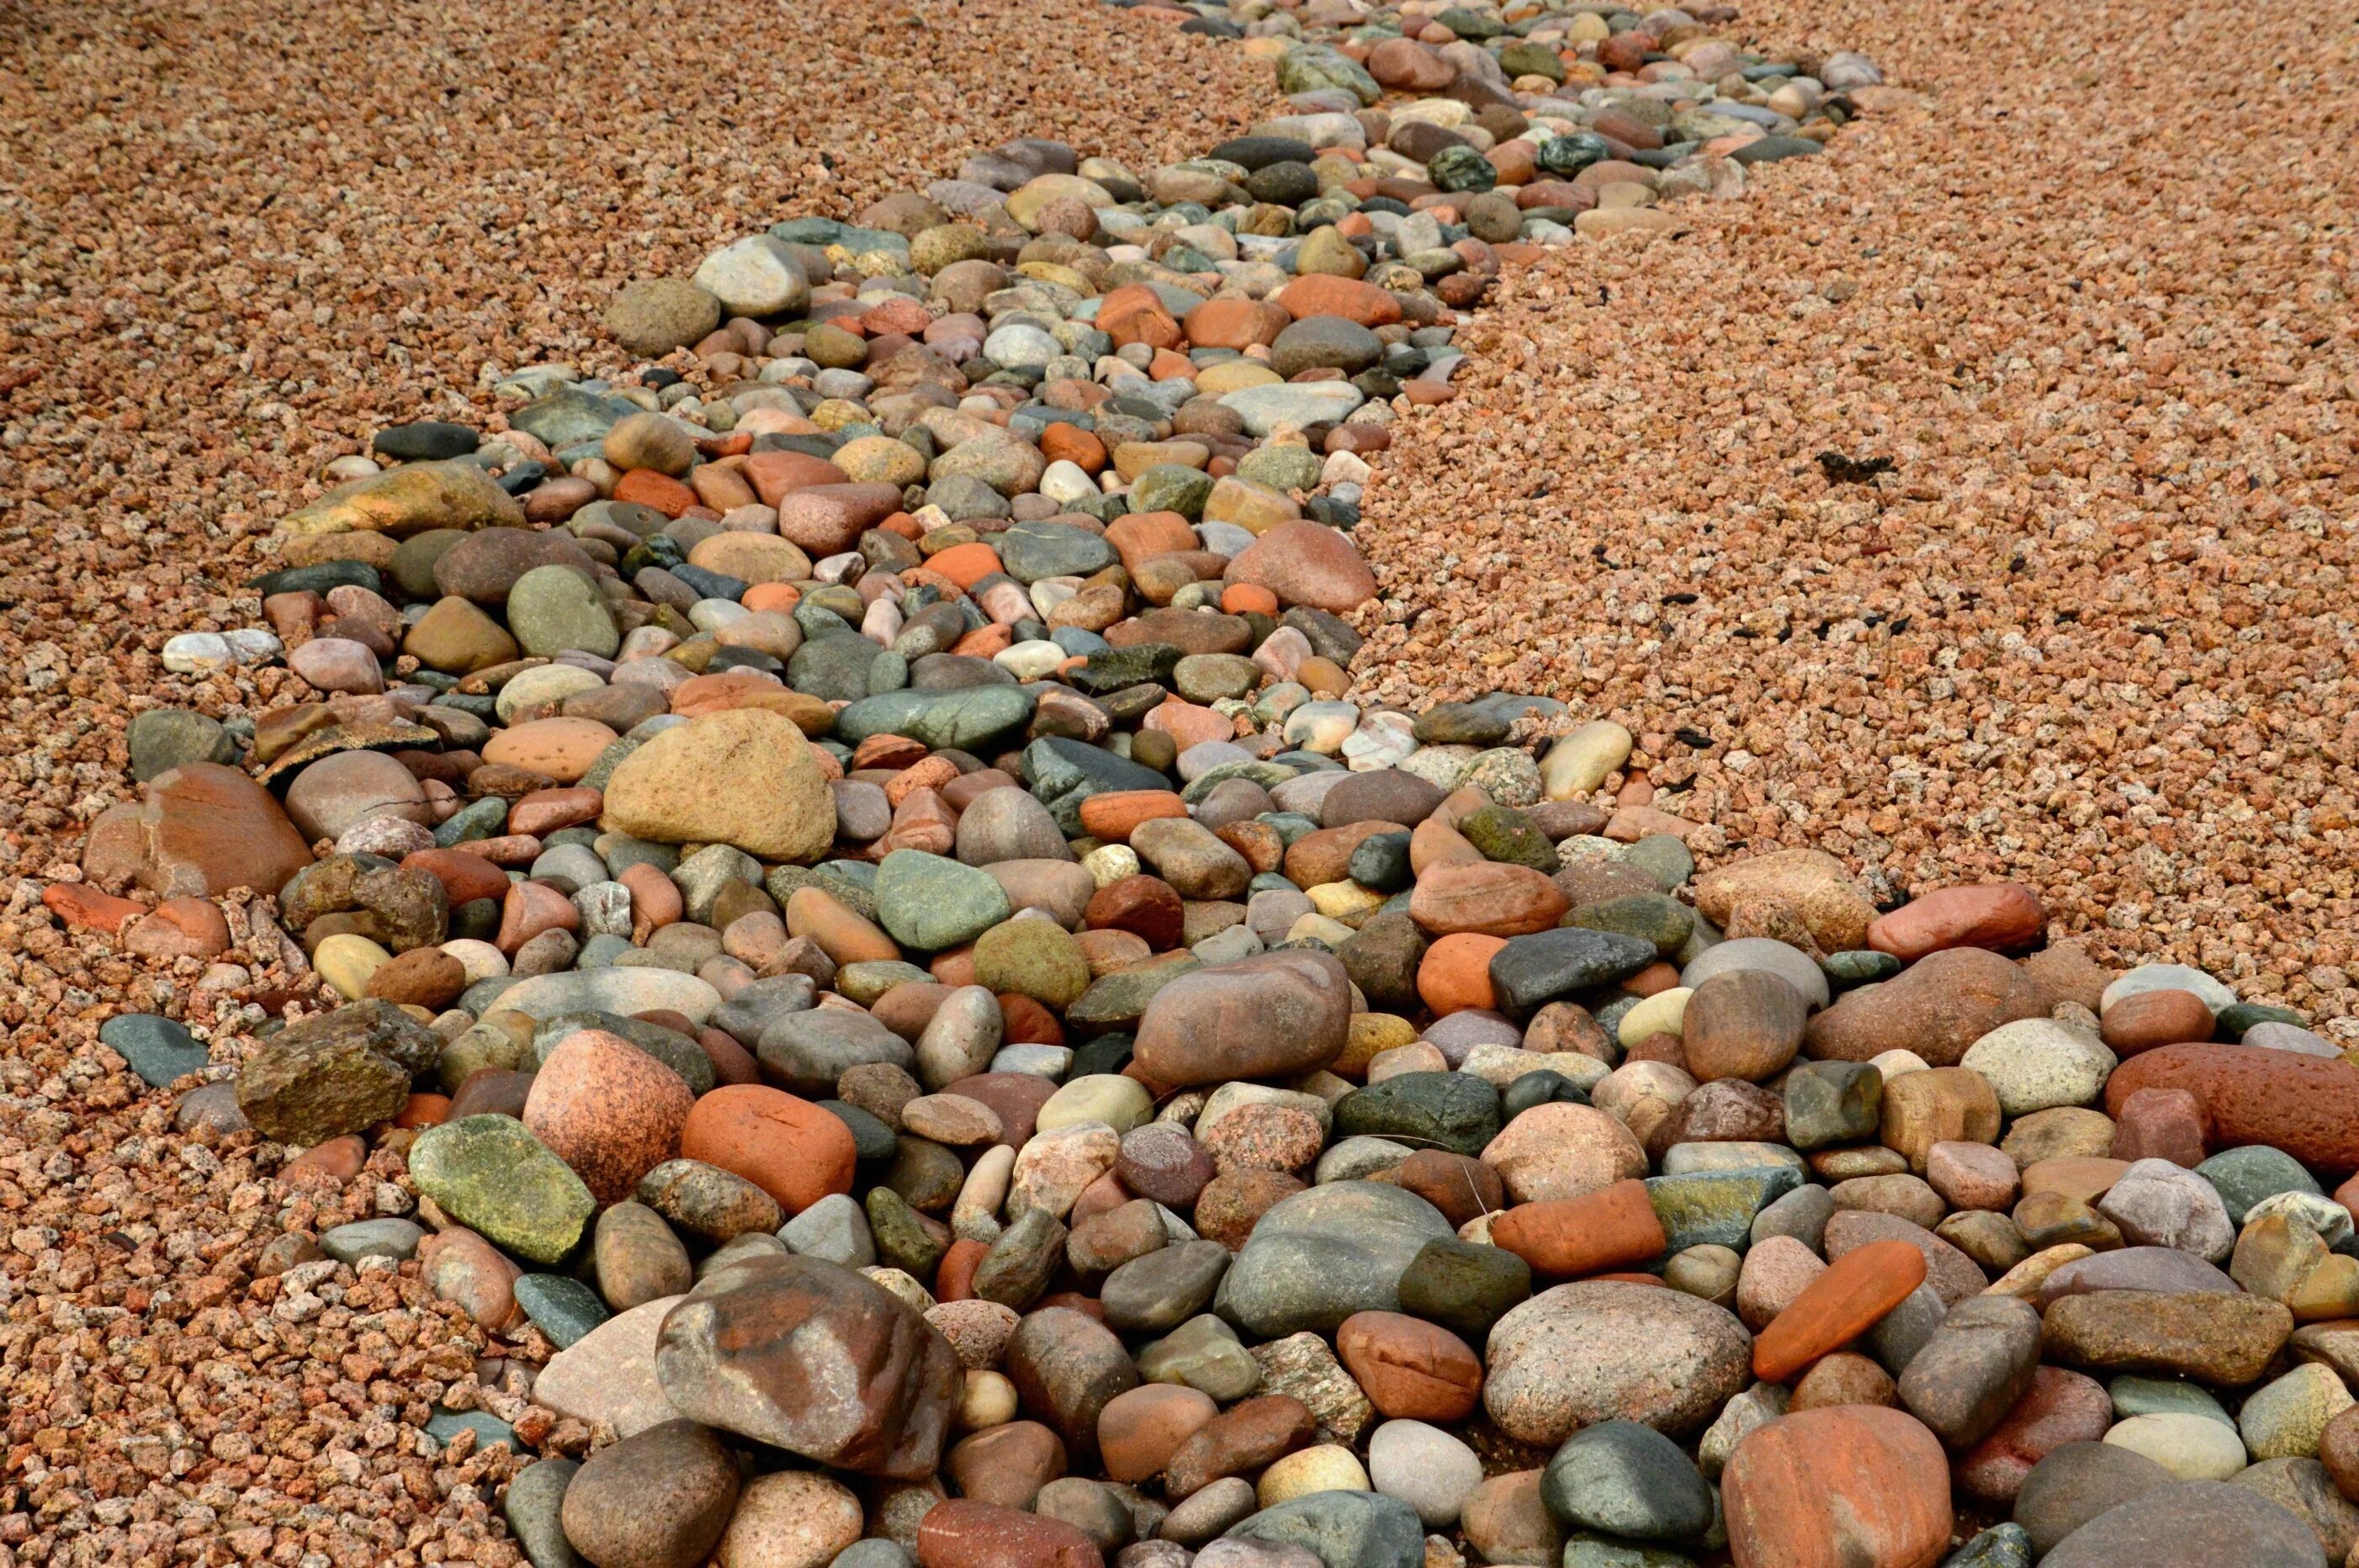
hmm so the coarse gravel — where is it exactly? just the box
[0,3,1264,1564]
[0,0,2352,1561]
[1349,0,2359,1025]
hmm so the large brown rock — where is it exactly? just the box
[280,458,525,538]
[1132,949,1352,1087]
[1720,1406,1953,1568]
[654,1253,957,1477]
[235,999,438,1143]
[2106,1046,2359,1173]
[2041,1289,2293,1384]
[1005,1306,1138,1468]
[601,709,836,863]
[523,1029,696,1203]
[559,1418,740,1568]
[1691,848,1877,955]
[115,762,314,898]
[1807,947,2046,1067]
[1222,518,1378,612]
[1683,969,1811,1083]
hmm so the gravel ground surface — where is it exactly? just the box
[1,0,2353,1560]
[0,0,1264,879]
[0,3,1262,1564]
[1350,0,2359,1023]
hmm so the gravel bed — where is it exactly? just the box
[1345,0,2358,1025]
[0,0,2351,1561]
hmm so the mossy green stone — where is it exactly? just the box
[1457,803,1559,871]
[1619,834,1696,891]
[409,1115,595,1265]
[2197,1145,2321,1225]
[874,850,1012,952]
[1567,892,1694,955]
[1237,444,1323,493]
[1396,1237,1531,1343]
[1130,464,1216,520]
[1334,1072,1502,1157]
[1822,949,1903,988]
[1645,1168,1800,1253]
[1499,40,1566,80]
[973,919,1093,1009]
[1068,957,1202,1030]
[1427,146,1497,194]
[2218,1001,2305,1040]
[836,960,933,1006]
[506,564,618,659]
[865,1186,946,1278]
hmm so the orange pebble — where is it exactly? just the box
[927,542,1005,589]
[936,1238,988,1301]
[1418,933,1508,1014]
[1220,584,1281,615]
[396,1093,453,1129]
[613,469,697,517]
[952,623,1015,658]
[741,581,801,614]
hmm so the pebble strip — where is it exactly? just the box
[23,1,2359,1568]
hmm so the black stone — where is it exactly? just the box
[1207,135,1318,171]
[1334,1072,1502,1157]
[373,421,480,462]
[249,559,384,598]
[1488,928,1660,1014]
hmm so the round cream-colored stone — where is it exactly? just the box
[957,1369,1020,1432]
[315,933,393,1000]
[2104,1412,2248,1481]
[1870,1048,1932,1081]
[494,661,605,723]
[1287,912,1358,946]
[715,1470,864,1568]
[1084,844,1140,888]
[1257,1444,1370,1507]
[1391,97,1472,129]
[1307,880,1386,920]
[1036,1074,1153,1135]
[996,640,1068,681]
[1197,360,1284,395]
[1960,1018,2117,1116]
[1540,720,1634,798]
[1040,460,1099,506]
[441,939,510,984]
[1618,987,1692,1048]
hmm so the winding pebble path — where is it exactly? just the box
[1,0,2354,1564]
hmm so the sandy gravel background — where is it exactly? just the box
[0,0,2354,1557]
[1350,0,2359,1023]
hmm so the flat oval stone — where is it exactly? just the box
[1485,1279,1752,1442]
[2042,1480,2328,1568]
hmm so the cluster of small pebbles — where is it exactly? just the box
[28,2,2359,1568]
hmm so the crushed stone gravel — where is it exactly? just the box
[1350,0,2357,1025]
[0,0,2351,1560]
